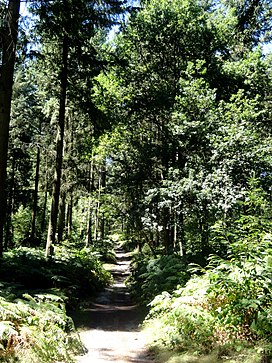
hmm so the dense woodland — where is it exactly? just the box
[1,0,272,362]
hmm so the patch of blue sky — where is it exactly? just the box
[262,42,272,55]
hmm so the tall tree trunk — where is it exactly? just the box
[86,161,94,246]
[100,165,106,240]
[45,32,68,257]
[94,165,106,242]
[4,151,16,250]
[31,146,40,242]
[178,211,185,257]
[86,211,92,247]
[57,192,66,243]
[162,207,171,254]
[94,199,100,241]
[66,193,73,237]
[0,0,20,257]
[41,174,48,235]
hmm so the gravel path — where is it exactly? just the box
[72,250,154,363]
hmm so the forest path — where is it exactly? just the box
[72,249,154,363]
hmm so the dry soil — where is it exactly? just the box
[72,250,155,363]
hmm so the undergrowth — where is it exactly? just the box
[143,233,272,363]
[141,183,272,363]
[0,246,111,306]
[127,253,189,305]
[0,286,85,362]
[0,246,112,362]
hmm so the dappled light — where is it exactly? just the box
[0,0,272,362]
[74,250,154,362]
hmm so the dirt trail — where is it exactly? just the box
[72,249,154,363]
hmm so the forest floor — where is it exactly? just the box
[72,249,155,363]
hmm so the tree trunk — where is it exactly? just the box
[57,192,66,243]
[94,170,101,242]
[0,0,20,257]
[86,160,94,246]
[66,193,73,237]
[41,175,48,235]
[100,166,106,240]
[162,207,171,254]
[45,32,68,257]
[31,146,40,242]
[86,210,92,247]
[94,199,100,241]
[4,151,16,250]
[178,211,185,256]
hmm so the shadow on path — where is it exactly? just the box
[72,249,154,362]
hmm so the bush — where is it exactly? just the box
[90,238,117,263]
[0,246,112,305]
[127,253,189,305]
[0,287,84,362]
[144,276,216,354]
[144,234,272,358]
[0,246,112,361]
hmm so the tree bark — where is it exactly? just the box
[0,0,21,257]
[4,150,16,250]
[86,161,94,246]
[31,146,40,242]
[66,193,73,237]
[45,31,68,257]
[57,192,66,242]
[41,172,48,235]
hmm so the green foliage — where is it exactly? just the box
[0,247,111,306]
[128,253,189,305]
[92,238,117,263]
[145,243,272,355]
[0,246,112,361]
[144,275,217,353]
[144,186,272,359]
[11,206,32,245]
[0,286,84,362]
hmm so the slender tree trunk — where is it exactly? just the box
[86,160,94,246]
[100,165,106,240]
[57,192,66,242]
[94,200,100,241]
[31,146,40,242]
[173,210,177,250]
[86,211,92,247]
[94,171,101,242]
[179,211,185,256]
[4,151,16,250]
[100,212,105,240]
[66,193,73,236]
[162,207,171,254]
[41,175,48,235]
[0,0,20,257]
[45,32,68,257]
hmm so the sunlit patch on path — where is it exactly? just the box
[73,250,154,363]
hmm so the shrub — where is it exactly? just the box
[0,246,112,306]
[0,246,112,361]
[127,253,189,305]
[144,276,216,354]
[0,288,84,362]
[144,234,272,357]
